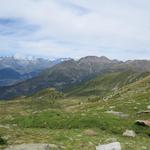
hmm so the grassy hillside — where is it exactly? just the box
[0,73,150,149]
[31,88,64,100]
[66,71,150,97]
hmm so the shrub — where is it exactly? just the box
[0,136,7,145]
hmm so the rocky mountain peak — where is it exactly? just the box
[78,56,111,64]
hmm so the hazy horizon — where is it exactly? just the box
[0,54,150,62]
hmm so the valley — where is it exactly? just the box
[0,56,69,87]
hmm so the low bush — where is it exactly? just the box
[0,136,7,145]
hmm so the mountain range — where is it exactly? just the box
[0,56,70,86]
[0,56,150,100]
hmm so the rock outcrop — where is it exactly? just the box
[105,111,129,118]
[123,130,136,137]
[136,120,150,127]
[83,129,98,136]
[4,143,59,150]
[96,142,121,150]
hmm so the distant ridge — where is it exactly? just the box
[0,56,150,100]
[0,56,70,86]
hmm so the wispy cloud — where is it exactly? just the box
[56,0,90,16]
[0,0,150,60]
[0,18,39,37]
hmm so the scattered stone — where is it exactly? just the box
[0,124,10,129]
[4,143,59,150]
[109,106,115,109]
[147,105,150,109]
[5,115,14,121]
[142,146,147,150]
[137,111,150,115]
[83,129,98,136]
[123,130,136,137]
[96,142,121,150]
[105,111,129,118]
[2,135,10,140]
[136,120,150,127]
[12,124,17,127]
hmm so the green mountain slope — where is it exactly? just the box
[66,71,150,97]
[106,73,150,116]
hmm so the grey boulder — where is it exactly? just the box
[96,142,121,150]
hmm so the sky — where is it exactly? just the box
[0,0,150,60]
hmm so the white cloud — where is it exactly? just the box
[0,0,150,60]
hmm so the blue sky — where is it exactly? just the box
[0,0,150,60]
